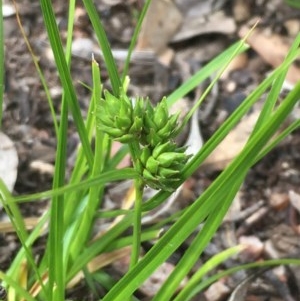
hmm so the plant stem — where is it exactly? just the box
[129,178,144,269]
[128,141,143,268]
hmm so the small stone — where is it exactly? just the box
[284,19,300,37]
[239,235,264,261]
[140,262,187,297]
[233,0,251,22]
[289,190,300,214]
[30,160,55,175]
[269,192,289,211]
[204,280,230,301]
[225,80,237,93]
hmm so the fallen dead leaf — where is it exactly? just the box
[136,0,183,54]
[67,246,132,289]
[239,235,264,261]
[233,0,251,22]
[221,52,249,80]
[269,192,289,211]
[172,10,236,42]
[0,217,40,233]
[200,110,260,171]
[30,160,54,175]
[239,26,300,84]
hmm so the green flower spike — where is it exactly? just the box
[141,98,180,146]
[96,91,143,143]
[139,141,191,191]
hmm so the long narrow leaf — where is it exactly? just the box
[14,168,138,203]
[101,78,300,301]
[68,58,105,263]
[174,245,244,301]
[153,178,245,300]
[45,1,76,299]
[121,0,152,81]
[67,213,134,282]
[47,44,67,301]
[82,0,121,95]
[143,51,298,213]
[154,79,300,300]
[39,0,94,168]
[251,33,300,134]
[194,258,300,293]
[0,272,36,301]
[13,1,59,137]
[0,179,47,296]
[166,41,248,106]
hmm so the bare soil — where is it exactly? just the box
[2,0,300,300]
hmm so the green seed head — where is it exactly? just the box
[140,147,151,165]
[139,141,190,191]
[153,97,169,128]
[141,99,180,146]
[96,90,144,143]
[152,141,173,158]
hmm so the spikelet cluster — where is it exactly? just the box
[96,92,190,191]
[97,90,144,143]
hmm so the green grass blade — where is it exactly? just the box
[63,92,98,226]
[105,229,160,252]
[101,79,300,301]
[169,87,300,300]
[101,188,218,300]
[47,66,67,301]
[6,211,49,280]
[194,258,300,293]
[129,179,144,269]
[153,178,244,300]
[0,271,36,301]
[183,53,298,179]
[44,1,76,299]
[65,0,76,64]
[121,0,152,81]
[251,33,300,134]
[82,0,121,95]
[143,52,297,213]
[180,30,255,130]
[256,119,300,163]
[13,2,59,137]
[0,179,47,296]
[39,0,94,168]
[284,0,300,8]
[68,58,105,262]
[174,245,244,301]
[83,267,100,298]
[166,41,249,107]
[67,213,134,282]
[14,168,138,203]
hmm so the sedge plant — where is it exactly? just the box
[0,0,300,301]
